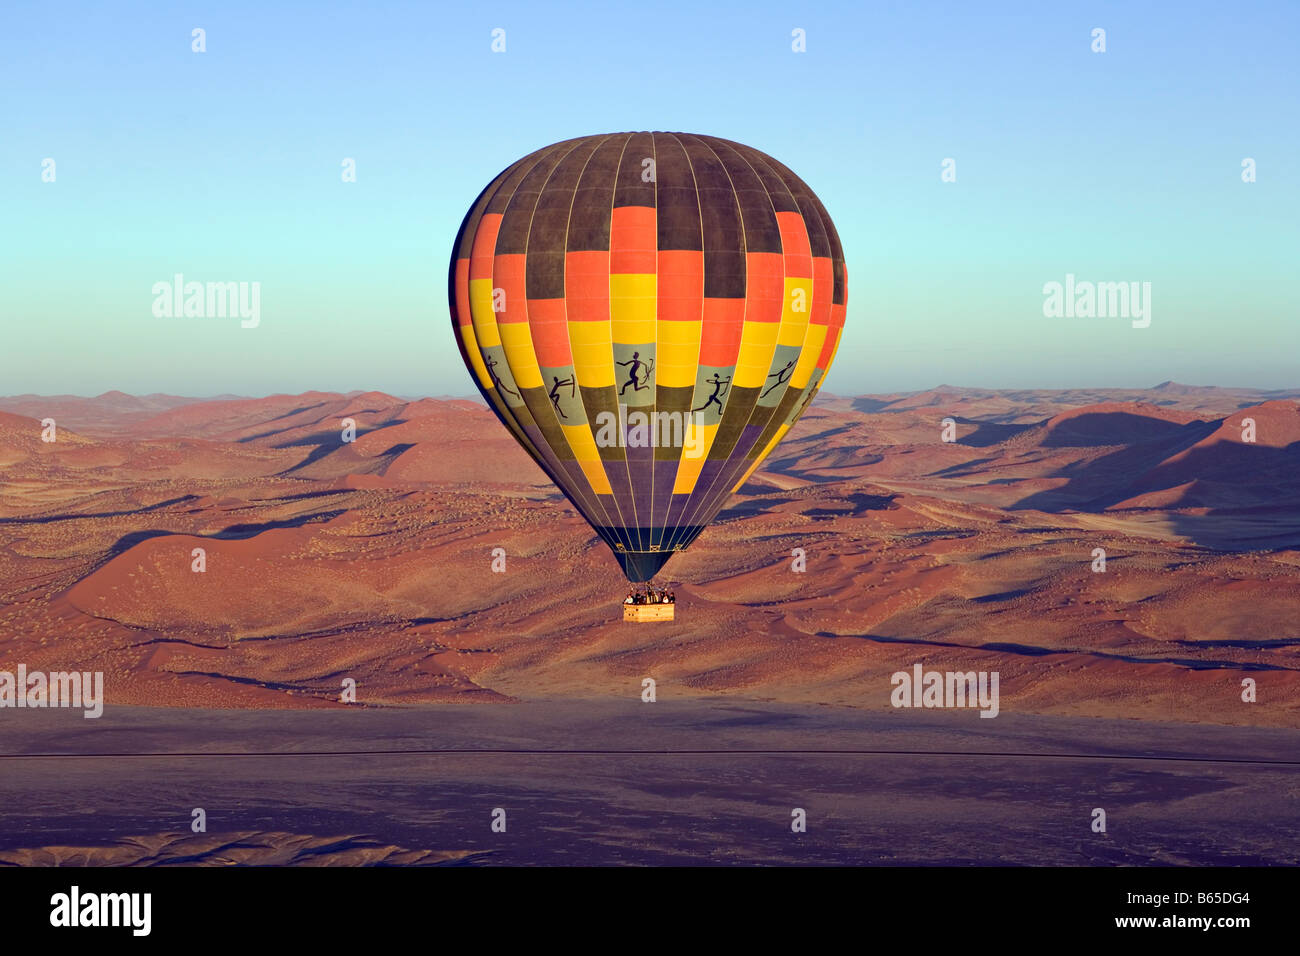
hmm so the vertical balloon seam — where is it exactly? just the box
[669,135,793,541]
[670,134,776,538]
[798,167,847,428]
[705,142,822,503]
[485,140,610,532]
[555,132,631,555]
[714,141,827,503]
[571,132,636,558]
[470,149,568,477]
[627,132,658,555]
[653,130,684,554]
[660,132,749,554]
[468,150,553,447]
[451,157,556,478]
[635,131,660,555]
[600,132,643,558]
[647,131,662,553]
[736,138,815,456]
[604,133,642,557]
[769,152,847,383]
[660,132,712,556]
[666,132,713,556]
[531,136,604,510]
[509,137,615,536]
[658,134,758,552]
[725,148,835,493]
[671,133,741,544]
[780,174,845,456]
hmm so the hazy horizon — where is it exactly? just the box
[4,379,1300,404]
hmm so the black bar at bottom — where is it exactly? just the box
[0,865,1285,942]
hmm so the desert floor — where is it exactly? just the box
[2,700,1297,865]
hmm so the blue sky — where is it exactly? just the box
[2,0,1296,397]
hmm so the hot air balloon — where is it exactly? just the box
[449,132,847,594]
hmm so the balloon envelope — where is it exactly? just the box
[449,132,847,581]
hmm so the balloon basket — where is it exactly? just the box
[623,603,675,623]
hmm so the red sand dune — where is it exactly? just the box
[0,386,1296,725]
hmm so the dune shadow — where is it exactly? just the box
[103,529,176,560]
[927,455,1001,478]
[1040,412,1200,448]
[0,495,200,525]
[272,425,414,475]
[1011,416,1218,513]
[1013,431,1300,548]
[956,421,1035,448]
[718,490,897,521]
[1012,427,1300,548]
[969,588,1034,604]
[96,509,349,565]
[235,402,331,441]
[821,632,1294,672]
[850,397,894,413]
[210,509,348,539]
[250,489,356,503]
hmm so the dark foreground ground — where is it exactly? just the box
[1,700,1297,865]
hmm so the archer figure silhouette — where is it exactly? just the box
[617,352,650,395]
[693,372,731,413]
[484,354,520,400]
[549,375,575,417]
[761,359,796,398]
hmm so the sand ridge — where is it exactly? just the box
[0,385,1296,724]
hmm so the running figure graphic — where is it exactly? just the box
[761,359,796,398]
[617,351,651,395]
[484,354,520,400]
[693,372,731,414]
[549,375,575,418]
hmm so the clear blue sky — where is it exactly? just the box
[3,0,1296,397]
